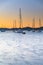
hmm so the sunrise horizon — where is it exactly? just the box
[0,0,43,28]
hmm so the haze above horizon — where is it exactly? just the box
[0,0,43,28]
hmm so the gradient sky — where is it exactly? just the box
[0,0,43,28]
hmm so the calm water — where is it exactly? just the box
[0,31,43,65]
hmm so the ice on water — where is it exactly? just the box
[0,31,43,65]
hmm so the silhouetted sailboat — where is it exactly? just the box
[32,18,35,32]
[38,18,41,32]
[17,8,26,34]
[13,20,17,32]
[32,18,42,32]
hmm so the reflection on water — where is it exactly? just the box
[0,32,43,65]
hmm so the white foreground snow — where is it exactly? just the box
[0,31,43,65]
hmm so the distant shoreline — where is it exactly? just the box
[0,27,43,31]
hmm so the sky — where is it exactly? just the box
[0,0,43,28]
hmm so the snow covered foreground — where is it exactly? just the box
[0,31,43,65]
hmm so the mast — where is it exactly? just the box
[15,20,16,28]
[39,18,41,32]
[13,20,16,28]
[19,8,22,28]
[32,18,35,32]
[39,18,41,28]
[32,18,35,29]
[13,20,14,28]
